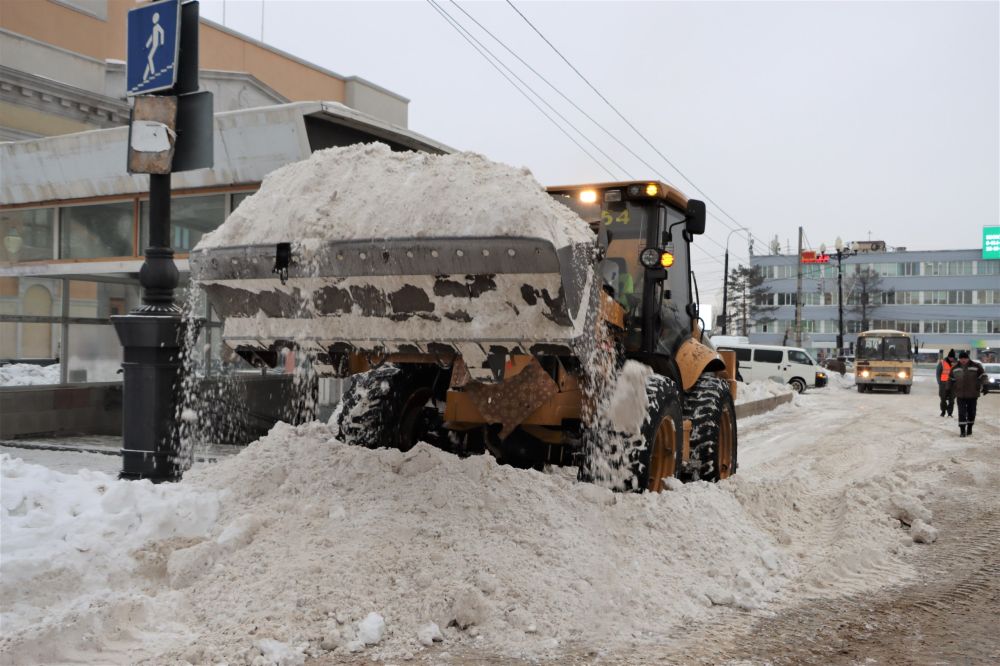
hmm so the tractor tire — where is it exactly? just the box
[335,363,441,451]
[682,375,738,482]
[579,372,683,492]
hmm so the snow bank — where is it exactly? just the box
[0,455,220,661]
[197,143,593,251]
[1,424,793,663]
[735,378,794,405]
[1,411,942,663]
[0,362,60,386]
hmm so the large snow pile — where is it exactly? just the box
[197,143,594,251]
[0,455,219,662]
[2,415,932,664]
[735,378,794,405]
[0,362,60,386]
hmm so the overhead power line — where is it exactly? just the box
[504,0,770,253]
[426,0,626,180]
[428,1,738,270]
[449,0,741,266]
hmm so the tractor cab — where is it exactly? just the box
[547,181,706,355]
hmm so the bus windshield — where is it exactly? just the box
[858,335,912,361]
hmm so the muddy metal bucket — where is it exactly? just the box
[189,236,598,377]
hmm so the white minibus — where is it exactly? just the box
[711,342,826,393]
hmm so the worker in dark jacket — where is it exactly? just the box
[949,351,988,437]
[936,350,957,417]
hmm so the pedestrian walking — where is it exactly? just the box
[949,351,988,437]
[936,350,957,417]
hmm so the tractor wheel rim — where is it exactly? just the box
[648,418,677,492]
[717,403,735,479]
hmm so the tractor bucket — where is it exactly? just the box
[188,236,598,378]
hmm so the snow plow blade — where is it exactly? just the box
[189,236,597,377]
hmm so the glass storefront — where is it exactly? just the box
[1,208,56,263]
[140,194,226,252]
[61,202,135,259]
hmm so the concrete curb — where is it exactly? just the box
[735,392,795,419]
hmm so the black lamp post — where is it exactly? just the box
[822,237,857,356]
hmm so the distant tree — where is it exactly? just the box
[845,268,893,331]
[725,265,778,336]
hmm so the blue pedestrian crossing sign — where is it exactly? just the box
[127,0,181,96]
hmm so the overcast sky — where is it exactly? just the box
[199,0,999,298]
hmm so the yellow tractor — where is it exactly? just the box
[191,180,737,491]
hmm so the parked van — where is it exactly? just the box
[712,342,825,393]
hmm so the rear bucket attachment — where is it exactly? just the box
[189,236,598,378]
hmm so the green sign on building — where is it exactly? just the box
[984,226,1000,260]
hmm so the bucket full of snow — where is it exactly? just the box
[189,144,599,377]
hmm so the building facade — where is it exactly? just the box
[1,1,449,385]
[748,246,1000,357]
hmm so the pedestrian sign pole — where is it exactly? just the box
[114,0,213,482]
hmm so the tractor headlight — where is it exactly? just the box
[640,248,662,269]
[897,370,908,379]
[579,189,598,204]
[861,369,870,378]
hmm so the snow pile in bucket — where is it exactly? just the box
[197,143,594,251]
[0,363,61,386]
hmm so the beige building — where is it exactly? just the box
[1,0,448,383]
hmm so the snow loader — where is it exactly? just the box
[189,180,738,491]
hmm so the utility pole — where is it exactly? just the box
[721,227,748,336]
[794,226,803,347]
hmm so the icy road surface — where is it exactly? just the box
[1,374,997,665]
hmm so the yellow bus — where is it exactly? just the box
[855,329,914,394]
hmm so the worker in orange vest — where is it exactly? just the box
[935,349,956,417]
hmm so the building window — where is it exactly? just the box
[924,320,948,334]
[777,293,796,306]
[60,202,134,259]
[141,194,226,253]
[986,320,1000,334]
[896,291,919,305]
[897,321,919,333]
[947,290,973,305]
[923,290,947,305]
[947,320,973,334]
[1,208,56,263]
[232,191,256,211]
[976,290,1000,305]
[979,261,1000,275]
[898,262,920,276]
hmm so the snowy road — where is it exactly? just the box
[589,375,1000,666]
[2,374,998,665]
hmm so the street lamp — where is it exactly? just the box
[821,237,857,356]
[720,227,749,335]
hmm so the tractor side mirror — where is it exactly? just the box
[685,199,706,235]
